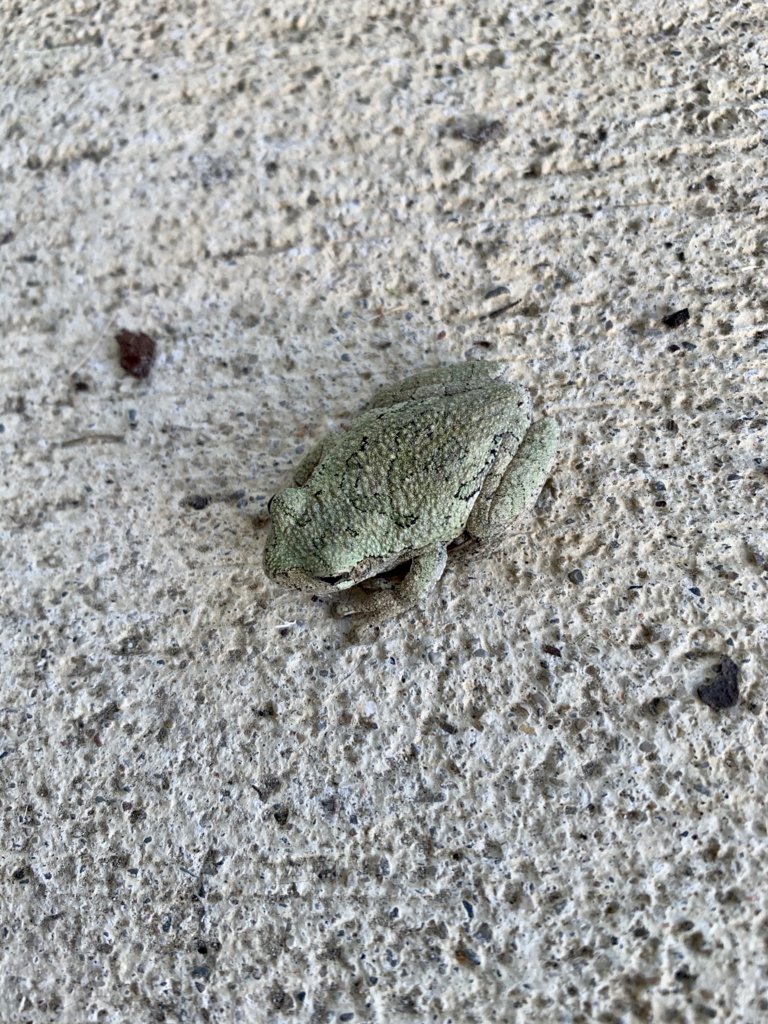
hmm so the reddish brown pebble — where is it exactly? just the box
[116,329,157,379]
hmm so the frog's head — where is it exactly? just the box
[264,486,383,593]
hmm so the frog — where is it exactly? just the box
[264,361,559,641]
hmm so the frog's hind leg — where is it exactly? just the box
[466,418,559,541]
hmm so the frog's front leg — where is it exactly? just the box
[333,542,448,642]
[467,418,559,541]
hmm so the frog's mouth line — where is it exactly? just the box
[315,572,353,586]
[315,555,414,590]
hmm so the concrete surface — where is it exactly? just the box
[2,2,767,1022]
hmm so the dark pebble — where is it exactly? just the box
[484,285,509,299]
[662,308,690,329]
[697,656,739,709]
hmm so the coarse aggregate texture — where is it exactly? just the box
[1,2,767,1022]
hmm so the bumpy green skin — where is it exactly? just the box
[264,361,559,640]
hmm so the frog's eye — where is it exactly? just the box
[316,572,352,586]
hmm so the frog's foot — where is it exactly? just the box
[331,543,447,644]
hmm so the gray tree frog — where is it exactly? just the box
[264,361,558,640]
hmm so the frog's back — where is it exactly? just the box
[311,384,530,545]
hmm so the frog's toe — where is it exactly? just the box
[332,587,394,620]
[344,617,382,646]
[330,598,357,619]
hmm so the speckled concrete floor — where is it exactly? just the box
[2,3,767,1022]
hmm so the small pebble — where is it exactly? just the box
[662,308,690,329]
[116,329,157,379]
